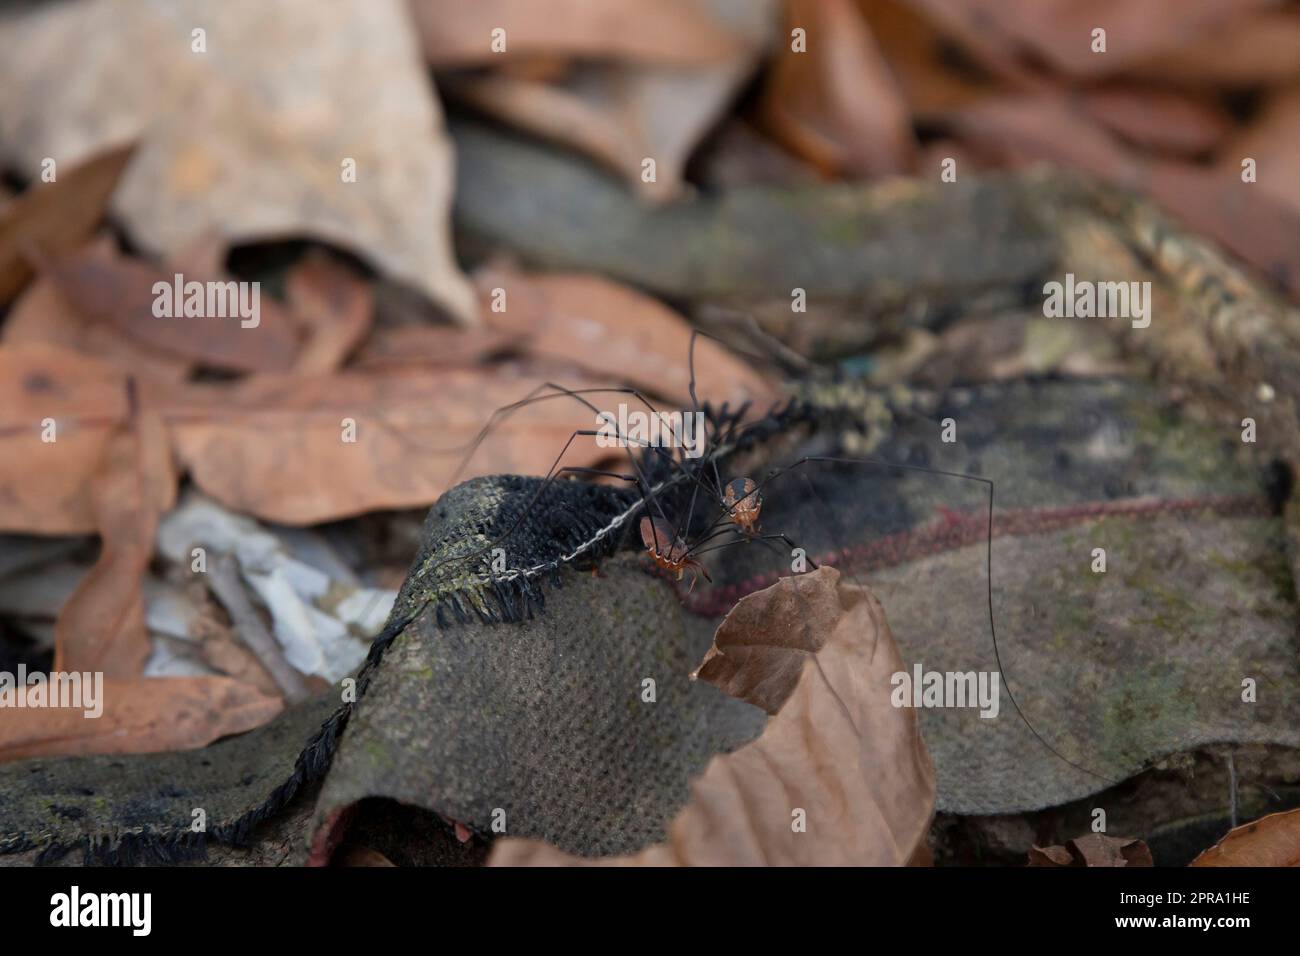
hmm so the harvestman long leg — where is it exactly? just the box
[688,451,1112,785]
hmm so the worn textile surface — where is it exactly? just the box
[694,379,1300,814]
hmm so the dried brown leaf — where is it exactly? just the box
[489,566,937,866]
[902,0,1273,79]
[440,0,775,201]
[2,271,192,382]
[1029,833,1153,867]
[0,144,133,305]
[353,325,514,370]
[0,676,282,763]
[1081,88,1232,157]
[40,241,301,374]
[1126,11,1300,87]
[410,0,747,67]
[476,266,778,411]
[286,255,375,376]
[0,0,475,324]
[157,366,618,526]
[53,408,176,676]
[0,344,130,534]
[1190,808,1300,867]
[760,0,916,177]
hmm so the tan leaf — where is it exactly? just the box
[1029,833,1153,867]
[53,410,176,677]
[410,0,747,67]
[0,144,133,305]
[1081,88,1231,157]
[286,254,375,376]
[759,0,916,177]
[353,325,514,370]
[158,366,620,526]
[1216,88,1300,218]
[476,266,778,412]
[1126,11,1300,87]
[0,344,130,534]
[2,271,192,382]
[0,0,475,324]
[489,566,937,866]
[439,0,775,200]
[0,676,282,763]
[901,0,1273,79]
[40,239,301,374]
[692,567,850,714]
[1190,808,1300,867]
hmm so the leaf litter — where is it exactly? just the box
[1,0,1299,868]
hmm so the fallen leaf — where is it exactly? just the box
[0,675,282,762]
[0,144,133,305]
[39,239,306,374]
[759,0,916,177]
[1146,161,1300,300]
[2,271,192,382]
[942,93,1144,186]
[409,0,747,67]
[902,0,1273,79]
[1217,88,1300,218]
[0,0,476,324]
[489,566,937,865]
[1125,10,1300,87]
[158,365,620,525]
[53,406,176,677]
[1190,808,1300,866]
[0,344,130,534]
[353,325,514,370]
[1028,833,1153,867]
[285,254,375,376]
[40,237,302,374]
[856,0,998,118]
[476,266,778,412]
[1081,88,1232,157]
[692,568,852,714]
[439,0,776,200]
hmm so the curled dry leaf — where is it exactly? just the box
[285,254,375,376]
[0,144,134,305]
[489,566,937,866]
[40,240,301,374]
[1080,88,1232,157]
[410,0,747,67]
[1190,808,1300,867]
[438,0,775,200]
[1028,833,1153,867]
[760,0,916,177]
[0,676,282,763]
[157,366,620,526]
[1125,11,1300,87]
[3,272,192,382]
[53,407,176,677]
[902,0,1272,79]
[475,266,778,412]
[0,345,130,534]
[353,325,514,370]
[0,0,476,324]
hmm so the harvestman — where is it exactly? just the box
[417,329,1111,785]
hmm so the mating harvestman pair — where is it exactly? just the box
[421,329,1108,785]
